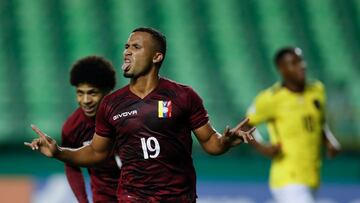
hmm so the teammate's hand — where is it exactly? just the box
[24,124,59,158]
[221,118,256,147]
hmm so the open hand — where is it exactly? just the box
[221,118,256,147]
[24,124,59,158]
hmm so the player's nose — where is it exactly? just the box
[82,94,92,104]
[123,48,132,56]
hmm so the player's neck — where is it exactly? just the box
[129,71,160,99]
[283,81,305,93]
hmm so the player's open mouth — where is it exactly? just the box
[122,59,131,72]
[82,106,95,114]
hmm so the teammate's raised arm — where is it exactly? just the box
[194,118,255,155]
[24,125,113,167]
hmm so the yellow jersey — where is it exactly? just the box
[247,81,326,189]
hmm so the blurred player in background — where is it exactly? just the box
[25,27,255,202]
[62,56,120,203]
[246,47,341,203]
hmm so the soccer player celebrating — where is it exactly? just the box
[25,27,255,202]
[61,56,120,203]
[246,47,341,203]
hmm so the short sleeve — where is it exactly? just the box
[187,87,209,130]
[246,90,275,126]
[95,97,116,138]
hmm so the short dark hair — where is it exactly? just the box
[70,56,116,92]
[274,47,302,66]
[132,27,167,66]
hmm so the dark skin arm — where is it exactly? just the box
[194,118,256,155]
[251,139,281,158]
[245,124,281,158]
[26,118,256,162]
[322,128,340,158]
[24,125,112,167]
[250,125,340,159]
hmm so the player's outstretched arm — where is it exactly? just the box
[194,118,255,155]
[24,125,112,167]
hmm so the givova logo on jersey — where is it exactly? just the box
[113,110,138,120]
[158,100,172,118]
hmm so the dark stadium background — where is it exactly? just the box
[0,0,359,202]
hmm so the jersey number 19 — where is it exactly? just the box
[141,137,160,159]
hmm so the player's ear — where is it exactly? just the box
[153,52,163,64]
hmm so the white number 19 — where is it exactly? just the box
[140,137,160,159]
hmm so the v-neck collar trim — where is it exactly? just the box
[127,77,163,100]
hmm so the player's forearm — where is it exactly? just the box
[247,128,278,157]
[56,144,108,167]
[201,133,230,155]
[252,142,279,158]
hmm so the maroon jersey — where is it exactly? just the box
[62,108,120,203]
[95,78,209,202]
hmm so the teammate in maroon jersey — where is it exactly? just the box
[61,56,120,202]
[25,27,255,202]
